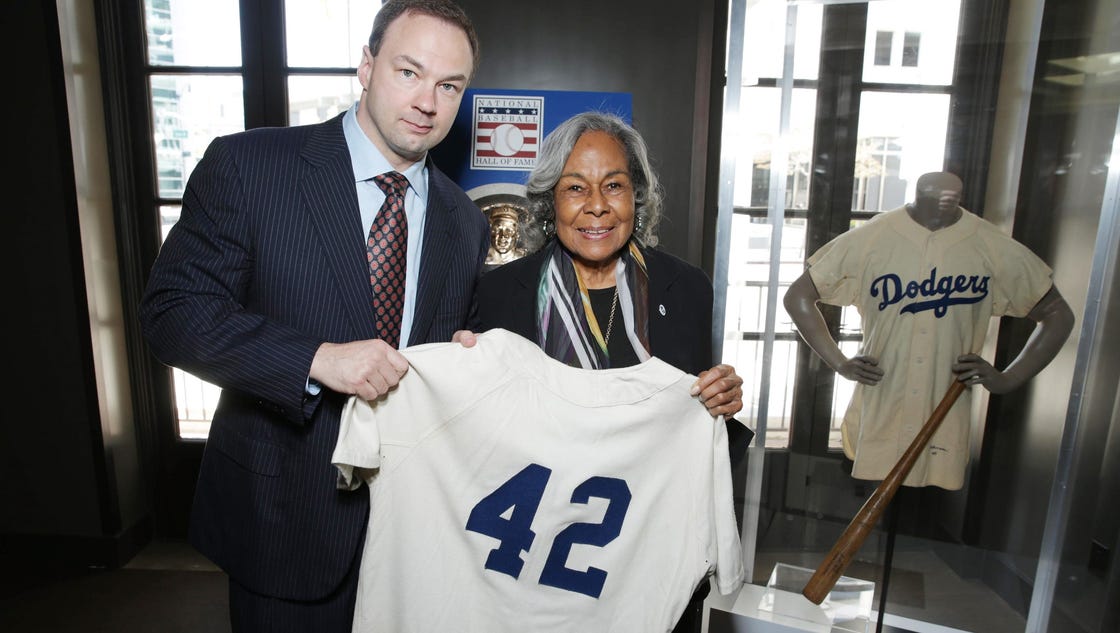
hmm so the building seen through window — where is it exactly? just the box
[144,0,375,438]
[722,0,960,448]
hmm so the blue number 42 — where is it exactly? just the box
[464,463,632,598]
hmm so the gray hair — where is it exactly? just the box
[522,112,663,251]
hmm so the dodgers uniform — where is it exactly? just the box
[806,206,1054,489]
[331,329,744,633]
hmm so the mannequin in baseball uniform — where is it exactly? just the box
[783,171,1074,489]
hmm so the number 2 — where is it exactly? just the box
[464,464,632,598]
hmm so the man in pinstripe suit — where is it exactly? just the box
[140,1,488,630]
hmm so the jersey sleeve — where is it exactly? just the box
[806,230,867,307]
[333,395,390,490]
[332,334,517,490]
[982,234,1054,318]
[708,414,746,595]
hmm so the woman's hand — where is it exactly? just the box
[691,364,744,418]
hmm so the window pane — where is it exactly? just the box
[150,75,245,198]
[874,30,892,66]
[288,75,364,126]
[733,87,817,210]
[173,368,221,440]
[725,78,816,449]
[721,212,808,449]
[159,204,180,242]
[863,0,960,85]
[743,0,821,82]
[902,31,921,67]
[145,0,241,66]
[854,91,950,213]
[722,337,801,449]
[724,216,806,335]
[285,0,380,68]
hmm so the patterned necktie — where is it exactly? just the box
[368,171,409,348]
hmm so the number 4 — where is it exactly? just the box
[464,463,550,578]
[465,463,632,598]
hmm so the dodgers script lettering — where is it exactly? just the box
[870,267,990,317]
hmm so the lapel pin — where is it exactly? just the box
[659,304,667,316]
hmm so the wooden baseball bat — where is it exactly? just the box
[801,379,967,604]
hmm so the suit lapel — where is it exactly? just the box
[408,162,457,345]
[300,115,379,340]
[513,250,546,337]
[514,251,543,289]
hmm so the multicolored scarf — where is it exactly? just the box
[536,239,651,369]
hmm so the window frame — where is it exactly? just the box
[97,0,375,532]
[721,0,1004,456]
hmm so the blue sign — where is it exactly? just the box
[432,88,632,196]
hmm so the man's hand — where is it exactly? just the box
[452,330,478,347]
[309,339,409,401]
[691,364,745,418]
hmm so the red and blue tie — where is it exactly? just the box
[368,171,409,348]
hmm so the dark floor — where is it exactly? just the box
[0,533,1035,633]
[0,540,229,633]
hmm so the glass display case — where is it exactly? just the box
[710,1,1120,632]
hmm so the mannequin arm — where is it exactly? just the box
[783,272,884,385]
[952,285,1075,393]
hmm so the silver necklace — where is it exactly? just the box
[604,287,619,344]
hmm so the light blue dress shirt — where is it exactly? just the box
[342,102,429,348]
[306,105,433,397]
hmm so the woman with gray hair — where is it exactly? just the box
[460,110,745,633]
[469,110,744,417]
[519,111,663,252]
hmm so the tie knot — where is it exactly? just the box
[374,171,408,198]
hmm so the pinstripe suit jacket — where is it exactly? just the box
[140,113,489,601]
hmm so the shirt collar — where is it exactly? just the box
[886,204,977,247]
[342,102,428,199]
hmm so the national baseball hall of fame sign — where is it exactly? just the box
[431,88,632,194]
[472,95,543,171]
[430,88,632,268]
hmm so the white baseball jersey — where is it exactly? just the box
[807,207,1053,489]
[331,329,744,633]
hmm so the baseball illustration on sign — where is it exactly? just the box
[473,95,543,170]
